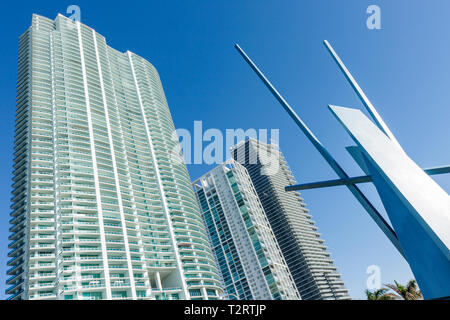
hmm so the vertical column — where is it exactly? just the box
[127,51,189,299]
[49,33,62,299]
[201,287,209,300]
[92,30,137,300]
[77,22,112,300]
[155,272,162,290]
[105,49,152,299]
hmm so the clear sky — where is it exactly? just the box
[0,0,449,300]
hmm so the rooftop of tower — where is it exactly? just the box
[28,13,158,71]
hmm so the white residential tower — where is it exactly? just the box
[193,160,300,300]
[7,14,223,300]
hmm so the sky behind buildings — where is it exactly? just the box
[0,0,449,299]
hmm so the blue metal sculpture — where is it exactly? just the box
[235,42,450,299]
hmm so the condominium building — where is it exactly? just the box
[193,160,300,300]
[7,14,223,300]
[232,139,350,300]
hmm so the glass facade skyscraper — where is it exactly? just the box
[193,160,300,300]
[232,139,350,300]
[7,14,222,300]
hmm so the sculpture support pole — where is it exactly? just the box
[234,43,406,258]
[287,165,450,191]
[323,40,402,149]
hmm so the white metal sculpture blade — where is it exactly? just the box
[329,104,450,299]
[330,105,450,252]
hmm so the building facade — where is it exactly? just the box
[7,14,223,300]
[232,139,350,300]
[193,160,300,300]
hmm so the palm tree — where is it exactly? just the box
[384,279,423,300]
[365,288,396,300]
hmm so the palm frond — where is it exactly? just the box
[379,293,397,300]
[384,283,402,297]
[383,279,423,300]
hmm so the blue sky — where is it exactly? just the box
[0,0,449,299]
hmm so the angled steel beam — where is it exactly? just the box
[424,165,450,175]
[286,165,450,191]
[323,40,402,149]
[234,43,406,258]
[286,175,371,191]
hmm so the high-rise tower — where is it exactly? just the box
[232,139,350,300]
[7,14,223,300]
[193,160,300,300]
